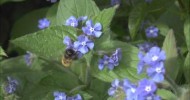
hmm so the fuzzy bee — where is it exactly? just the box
[61,48,78,67]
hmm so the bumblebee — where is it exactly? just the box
[62,48,78,67]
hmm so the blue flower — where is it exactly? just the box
[122,79,138,100]
[63,36,74,49]
[24,51,34,66]
[143,46,166,66]
[38,18,50,29]
[137,79,157,96]
[138,42,156,53]
[108,79,121,96]
[138,94,161,100]
[110,48,122,66]
[4,77,18,94]
[74,35,94,54]
[65,16,78,28]
[82,20,102,38]
[147,62,165,82]
[53,91,67,100]
[98,55,115,70]
[111,0,121,6]
[145,26,159,38]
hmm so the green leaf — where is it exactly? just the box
[92,40,146,82]
[56,0,100,26]
[0,46,7,57]
[184,18,190,50]
[184,52,190,83]
[162,29,179,80]
[11,7,49,39]
[157,89,177,100]
[92,7,116,32]
[11,26,77,61]
[46,3,58,26]
[128,3,147,40]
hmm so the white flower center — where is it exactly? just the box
[90,27,94,32]
[152,55,158,61]
[150,30,154,34]
[145,86,151,92]
[59,96,64,99]
[81,42,86,46]
[104,61,108,65]
[71,22,75,27]
[131,88,136,93]
[156,67,162,73]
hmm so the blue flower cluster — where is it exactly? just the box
[53,91,82,100]
[138,46,166,82]
[47,0,57,3]
[98,48,122,70]
[38,18,50,29]
[110,0,121,6]
[63,16,102,56]
[108,78,161,100]
[4,77,19,94]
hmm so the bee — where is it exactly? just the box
[62,48,78,67]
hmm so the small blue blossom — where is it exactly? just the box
[147,62,165,82]
[38,18,50,29]
[24,51,34,66]
[122,79,138,100]
[63,36,74,49]
[98,55,115,70]
[4,77,18,94]
[138,94,161,100]
[108,79,121,96]
[110,48,122,66]
[82,20,102,38]
[65,16,78,28]
[111,0,121,6]
[138,42,156,53]
[137,79,157,97]
[145,26,159,38]
[74,35,94,54]
[53,91,67,100]
[143,46,166,66]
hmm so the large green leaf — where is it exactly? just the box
[128,3,147,40]
[184,52,190,83]
[91,40,146,83]
[11,26,77,61]
[11,8,49,39]
[56,0,100,26]
[184,18,190,50]
[157,89,177,100]
[0,46,7,57]
[162,29,179,80]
